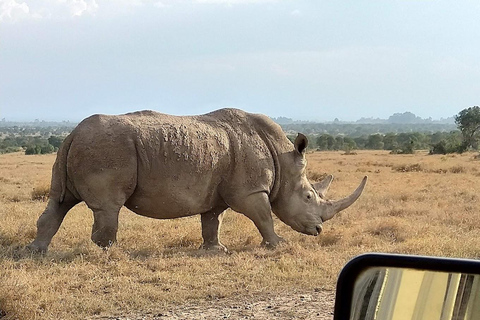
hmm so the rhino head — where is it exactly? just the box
[271,133,367,236]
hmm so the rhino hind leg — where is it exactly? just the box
[90,206,121,249]
[199,209,228,253]
[27,191,80,253]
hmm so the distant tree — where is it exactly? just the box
[388,112,422,124]
[430,140,451,155]
[455,106,480,152]
[408,133,422,150]
[430,140,448,154]
[41,144,55,154]
[316,134,334,150]
[383,133,398,150]
[429,131,463,155]
[401,140,415,154]
[316,135,326,150]
[272,117,294,125]
[396,133,412,147]
[353,136,368,149]
[48,135,64,149]
[430,132,447,145]
[326,135,335,150]
[334,136,344,150]
[25,146,37,155]
[343,137,357,150]
[365,134,384,150]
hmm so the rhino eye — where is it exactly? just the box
[306,191,313,200]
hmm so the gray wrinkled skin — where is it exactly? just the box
[28,108,367,253]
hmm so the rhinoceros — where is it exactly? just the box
[28,108,366,253]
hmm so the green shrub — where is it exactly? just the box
[25,144,55,155]
[429,140,461,155]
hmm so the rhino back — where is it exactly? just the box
[125,111,234,217]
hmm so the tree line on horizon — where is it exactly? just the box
[285,106,480,155]
[289,131,463,155]
[0,126,71,155]
[0,107,479,155]
[272,111,455,125]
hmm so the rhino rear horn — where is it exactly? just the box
[313,174,334,198]
[322,176,367,221]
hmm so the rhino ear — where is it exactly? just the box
[294,133,308,155]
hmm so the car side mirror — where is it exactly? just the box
[334,253,480,320]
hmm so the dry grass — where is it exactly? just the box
[1,150,480,319]
[31,183,50,202]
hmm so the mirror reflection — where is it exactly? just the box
[351,267,480,320]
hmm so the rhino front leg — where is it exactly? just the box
[200,209,228,252]
[234,192,284,248]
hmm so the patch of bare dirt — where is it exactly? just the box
[94,290,335,320]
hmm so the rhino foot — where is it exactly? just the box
[26,242,48,254]
[199,243,229,254]
[92,239,116,250]
[261,236,286,249]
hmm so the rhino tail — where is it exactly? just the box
[52,133,74,204]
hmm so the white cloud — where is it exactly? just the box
[52,0,98,17]
[290,9,300,16]
[0,0,276,22]
[0,0,100,21]
[153,1,167,8]
[8,0,174,21]
[68,0,98,16]
[195,0,275,4]
[0,0,30,22]
[103,0,145,7]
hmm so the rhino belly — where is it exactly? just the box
[124,175,223,219]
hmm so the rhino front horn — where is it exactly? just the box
[322,176,368,221]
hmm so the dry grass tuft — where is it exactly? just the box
[387,207,407,217]
[10,195,21,203]
[307,170,328,182]
[342,150,357,155]
[449,165,466,174]
[317,232,342,247]
[392,163,424,172]
[31,183,50,201]
[1,151,480,319]
[367,220,406,243]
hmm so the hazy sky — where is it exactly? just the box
[1,0,479,122]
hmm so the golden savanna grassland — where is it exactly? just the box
[1,150,480,319]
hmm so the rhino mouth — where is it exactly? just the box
[291,222,323,236]
[307,224,322,236]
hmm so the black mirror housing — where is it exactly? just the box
[334,253,480,320]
